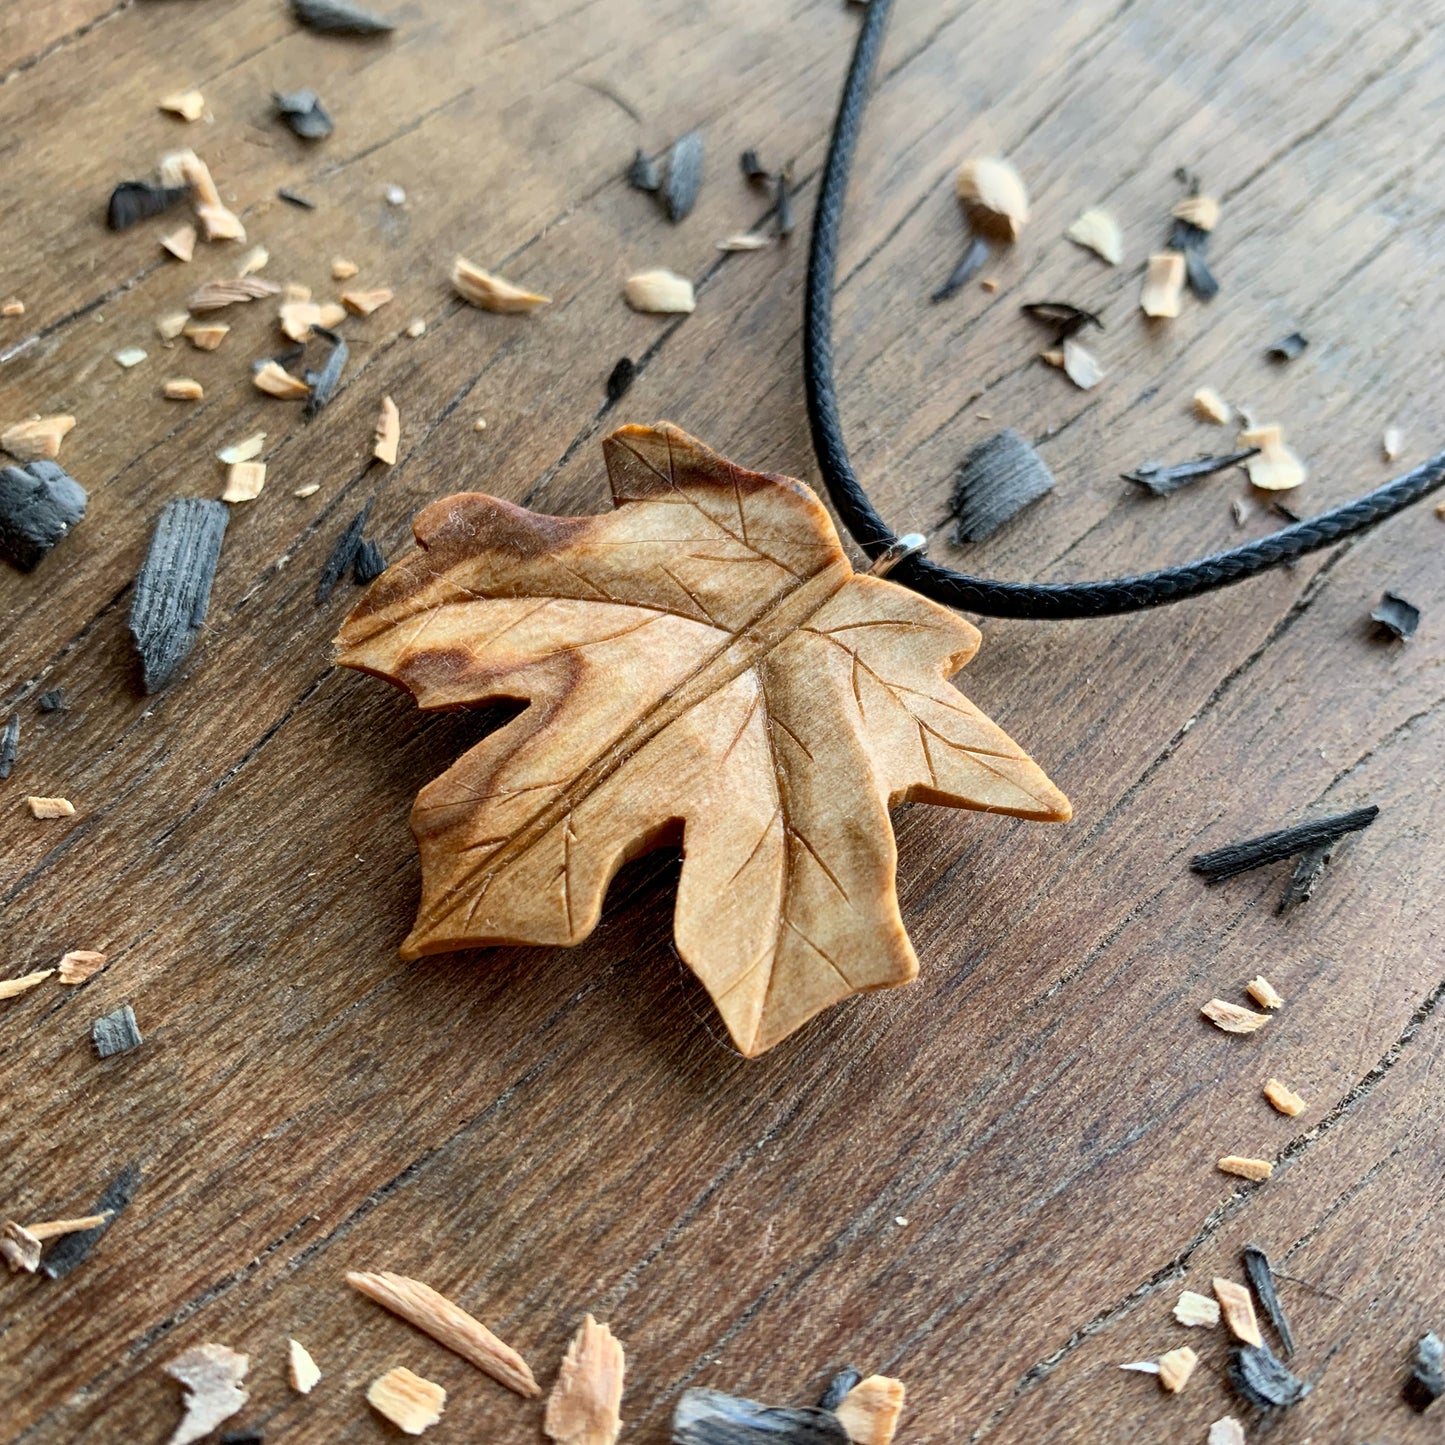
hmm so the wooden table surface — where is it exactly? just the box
[3,0,1443,1440]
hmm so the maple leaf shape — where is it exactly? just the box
[337,424,1070,1056]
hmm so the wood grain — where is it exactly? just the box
[2,0,1443,1440]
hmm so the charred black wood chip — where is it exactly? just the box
[1405,1332,1445,1412]
[92,1004,142,1058]
[0,459,88,571]
[740,149,770,182]
[930,233,991,303]
[289,0,394,33]
[672,1387,850,1444]
[628,149,661,193]
[353,539,385,584]
[274,89,334,140]
[662,129,704,222]
[1371,591,1420,641]
[129,498,229,694]
[1229,1342,1310,1408]
[1191,805,1379,884]
[220,1432,265,1445]
[775,171,795,237]
[1277,839,1333,912]
[37,689,67,712]
[1266,331,1308,362]
[107,180,189,231]
[1168,219,1219,300]
[815,1369,861,1411]
[277,188,317,209]
[1122,448,1258,496]
[606,356,636,404]
[0,714,17,781]
[316,502,374,603]
[1021,300,1104,339]
[42,1161,141,1280]
[1242,1245,1295,1356]
[304,328,348,418]
[950,429,1056,543]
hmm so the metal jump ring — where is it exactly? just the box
[866,532,928,578]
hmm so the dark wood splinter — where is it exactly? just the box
[1191,806,1379,885]
[949,429,1056,542]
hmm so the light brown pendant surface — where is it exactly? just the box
[337,423,1070,1055]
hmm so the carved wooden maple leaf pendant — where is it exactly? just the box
[337,424,1070,1056]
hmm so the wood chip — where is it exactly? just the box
[218,434,265,466]
[254,360,311,399]
[1214,1276,1264,1345]
[955,157,1029,241]
[544,1314,625,1445]
[0,968,55,1000]
[1065,207,1122,264]
[1141,251,1187,318]
[1238,424,1307,491]
[2,297,25,317]
[1060,336,1105,390]
[833,1375,905,1445]
[237,245,269,277]
[279,300,323,342]
[661,129,704,223]
[93,1004,142,1057]
[1263,1078,1307,1116]
[1,1221,42,1273]
[130,498,229,692]
[291,0,395,34]
[367,1367,445,1435]
[373,396,400,465]
[288,1337,321,1394]
[1246,976,1283,1009]
[162,225,197,263]
[2,415,76,462]
[1174,1289,1221,1327]
[342,287,394,316]
[1193,387,1231,424]
[1202,999,1270,1033]
[0,713,15,781]
[27,796,75,819]
[294,484,320,498]
[196,203,245,243]
[58,949,107,983]
[184,322,229,351]
[1173,194,1220,232]
[346,1269,540,1396]
[1218,1155,1273,1182]
[163,378,204,400]
[25,1213,111,1240]
[624,268,695,314]
[159,89,205,122]
[283,281,313,304]
[222,462,267,503]
[717,232,772,251]
[1158,1345,1198,1393]
[333,258,360,279]
[0,459,88,569]
[674,1388,849,1444]
[108,180,188,231]
[1383,426,1404,461]
[115,347,148,368]
[406,318,426,337]
[163,1343,249,1445]
[950,428,1055,542]
[189,277,281,312]
[452,257,550,312]
[158,312,190,340]
[1208,1416,1246,1445]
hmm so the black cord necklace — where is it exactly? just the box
[804,0,1445,620]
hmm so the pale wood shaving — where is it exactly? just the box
[342,287,394,316]
[1065,207,1122,265]
[1193,387,1231,424]
[1157,1345,1197,1393]
[1173,194,1220,231]
[1040,348,1065,369]
[1141,252,1186,318]
[283,282,312,304]
[188,277,281,312]
[955,157,1029,241]
[0,969,55,1000]
[25,1213,111,1240]
[1202,998,1270,1033]
[222,462,267,503]
[543,1314,625,1445]
[1246,975,1283,1009]
[2,414,76,462]
[1061,336,1105,390]
[332,258,360,280]
[717,232,772,251]
[453,257,551,312]
[1213,1277,1263,1345]
[163,1343,249,1445]
[116,347,148,368]
[158,312,190,341]
[288,1337,321,1394]
[1238,424,1307,492]
[27,796,75,819]
[1218,1155,1273,1182]
[1208,1416,1246,1445]
[1263,1078,1307,1116]
[1383,427,1404,461]
[58,949,107,983]
[1173,1289,1221,1327]
[294,484,320,498]
[279,301,325,342]
[1,1221,42,1273]
[318,302,347,329]
[834,1375,906,1445]
[624,268,695,314]
[980,277,999,292]
[406,319,426,337]
[1,297,24,317]
[237,245,269,276]
[159,89,205,122]
[366,1366,445,1435]
[159,148,214,200]
[254,361,310,400]
[162,225,197,263]
[196,203,245,243]
[374,396,400,466]
[184,322,229,351]
[163,378,204,400]
[218,434,265,466]
[346,1269,540,1396]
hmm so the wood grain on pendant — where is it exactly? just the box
[337,423,1070,1055]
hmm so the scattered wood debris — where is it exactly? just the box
[740,148,769,182]
[955,157,1028,241]
[1218,1155,1273,1182]
[453,257,550,312]
[1191,805,1378,885]
[606,357,636,404]
[774,170,795,238]
[1065,207,1122,265]
[930,234,991,303]
[237,245,269,276]
[367,1367,445,1436]
[950,428,1055,542]
[294,484,320,498]
[1193,387,1231,424]
[717,232,772,251]
[1123,449,1257,497]
[1168,195,1220,300]
[188,277,281,312]
[1173,195,1219,232]
[1118,1360,1160,1375]
[288,1338,321,1394]
[43,1163,139,1278]
[834,1376,905,1445]
[544,1314,625,1445]
[373,397,400,465]
[185,322,230,351]
[222,462,267,503]
[290,0,395,33]
[406,318,426,337]
[2,297,25,317]
[1214,1277,1263,1346]
[1207,1416,1245,1445]
[1141,252,1186,317]
[27,796,75,819]
[342,287,393,316]
[1263,1078,1306,1116]
[1201,999,1269,1034]
[1020,300,1102,340]
[1245,976,1283,1010]
[159,89,205,122]
[1371,591,1420,641]
[1228,1342,1309,1408]
[164,1343,250,1445]
[163,378,204,400]
[33,688,63,711]
[316,504,372,602]
[162,224,197,262]
[1266,332,1307,363]
[304,329,349,417]
[115,347,148,368]
[817,1371,861,1411]
[1383,426,1404,461]
[0,714,16,779]
[1238,424,1306,491]
[1174,1289,1221,1327]
[346,1269,540,1396]
[1241,1245,1295,1356]
[624,269,696,314]
[58,950,107,983]
[162,149,245,242]
[1,1222,42,1273]
[93,1004,142,1057]
[279,300,336,341]
[1157,1346,1197,1393]
[254,359,311,399]
[26,1212,112,1241]
[0,969,55,1001]
[2,414,75,463]
[129,497,229,693]
[673,1388,849,1445]
[158,311,190,340]
[627,148,661,192]
[274,88,334,140]
[218,433,265,466]
[1057,336,1104,390]
[661,130,704,223]
[1404,1332,1444,1412]
[107,180,189,231]
[352,540,383,582]
[333,258,360,280]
